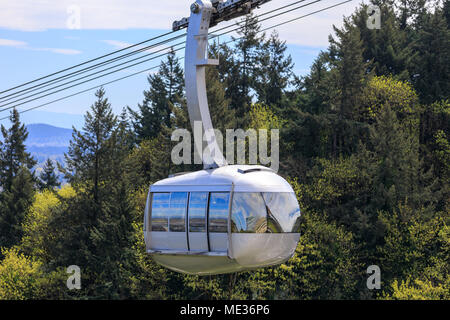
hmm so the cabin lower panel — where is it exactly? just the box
[230,233,300,268]
[148,231,188,251]
[151,254,246,275]
[145,232,300,275]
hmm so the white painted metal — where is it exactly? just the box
[185,0,226,169]
[150,165,294,193]
[230,233,300,267]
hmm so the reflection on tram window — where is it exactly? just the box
[262,193,301,233]
[231,193,301,233]
[209,193,229,233]
[169,192,188,232]
[266,205,283,233]
[151,193,170,231]
[189,192,208,233]
[231,193,267,233]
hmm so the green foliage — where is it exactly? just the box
[408,5,450,104]
[378,204,450,299]
[0,248,42,300]
[377,205,449,288]
[254,31,294,110]
[385,278,449,300]
[0,109,36,190]
[21,186,76,263]
[328,17,370,119]
[281,213,361,299]
[361,76,419,121]
[38,158,60,191]
[248,103,285,130]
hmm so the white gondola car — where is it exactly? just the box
[144,0,301,275]
[144,165,301,275]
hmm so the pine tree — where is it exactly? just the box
[129,49,184,141]
[0,109,36,190]
[64,88,117,206]
[205,59,236,133]
[229,13,265,125]
[355,4,411,79]
[328,17,370,120]
[0,109,36,249]
[326,18,370,157]
[254,31,294,110]
[56,89,138,297]
[408,6,450,104]
[38,159,60,191]
[368,106,436,213]
[300,52,335,115]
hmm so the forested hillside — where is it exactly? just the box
[0,1,448,300]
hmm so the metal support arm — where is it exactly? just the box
[185,0,227,169]
[181,0,271,169]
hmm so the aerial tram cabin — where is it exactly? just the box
[144,165,301,275]
[144,0,301,275]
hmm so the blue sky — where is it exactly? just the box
[0,0,362,129]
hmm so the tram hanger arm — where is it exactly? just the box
[173,0,272,31]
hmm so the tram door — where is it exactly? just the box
[187,192,208,251]
[187,192,230,253]
[208,193,229,253]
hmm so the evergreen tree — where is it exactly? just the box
[0,168,35,249]
[229,13,265,125]
[38,159,60,191]
[64,88,117,206]
[129,50,184,141]
[408,7,450,104]
[368,106,436,214]
[299,52,334,115]
[355,3,411,79]
[0,109,36,249]
[0,109,36,190]
[328,18,370,120]
[254,31,294,111]
[57,89,137,298]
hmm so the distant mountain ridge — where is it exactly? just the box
[25,124,73,166]
[27,124,73,147]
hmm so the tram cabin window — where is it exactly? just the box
[231,192,301,233]
[169,192,188,232]
[188,192,208,233]
[150,193,170,232]
[231,193,267,233]
[208,193,230,233]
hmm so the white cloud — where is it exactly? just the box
[0,0,363,47]
[0,38,27,47]
[101,40,133,49]
[0,38,81,55]
[101,39,174,54]
[34,47,82,55]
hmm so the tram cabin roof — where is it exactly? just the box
[150,165,294,193]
